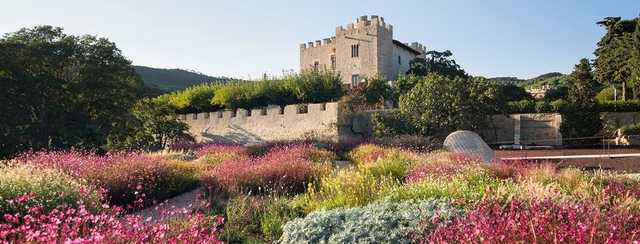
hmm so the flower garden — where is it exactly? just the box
[2,140,640,243]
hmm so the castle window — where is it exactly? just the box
[331,55,336,69]
[351,75,360,88]
[314,61,319,71]
[398,55,401,65]
[351,44,359,57]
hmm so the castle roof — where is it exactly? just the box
[392,40,422,55]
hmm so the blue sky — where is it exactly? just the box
[1,0,638,80]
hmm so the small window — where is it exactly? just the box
[331,55,336,69]
[398,55,401,65]
[313,61,319,71]
[351,44,359,57]
[351,75,360,88]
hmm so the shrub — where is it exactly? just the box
[360,150,415,181]
[534,100,552,113]
[347,144,389,167]
[420,197,640,243]
[210,144,333,194]
[283,67,343,103]
[278,197,457,244]
[219,195,302,243]
[482,159,552,181]
[500,98,640,113]
[404,152,484,184]
[323,138,382,160]
[168,141,204,152]
[260,198,303,241]
[391,171,504,203]
[18,151,196,207]
[507,100,535,113]
[194,143,250,158]
[165,159,210,196]
[559,102,602,148]
[620,122,640,135]
[298,170,400,212]
[517,166,640,208]
[169,153,197,161]
[385,134,443,153]
[549,99,566,112]
[598,99,640,112]
[223,196,265,238]
[0,163,100,217]
[596,85,631,102]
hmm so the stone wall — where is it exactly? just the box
[479,113,562,146]
[602,112,640,136]
[180,103,339,143]
[180,106,640,146]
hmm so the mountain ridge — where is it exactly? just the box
[133,65,228,95]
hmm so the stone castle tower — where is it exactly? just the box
[300,15,427,87]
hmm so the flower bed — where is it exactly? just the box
[3,140,640,243]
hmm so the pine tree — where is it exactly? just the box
[560,59,603,148]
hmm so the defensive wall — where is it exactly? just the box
[179,103,340,144]
[179,103,640,147]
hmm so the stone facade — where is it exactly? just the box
[300,15,426,86]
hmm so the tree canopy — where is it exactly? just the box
[406,50,467,79]
[373,74,504,137]
[559,58,603,147]
[0,26,144,157]
[593,16,639,100]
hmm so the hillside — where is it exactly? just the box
[133,65,227,95]
[486,77,525,84]
[488,72,569,89]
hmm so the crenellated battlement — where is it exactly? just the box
[179,103,337,122]
[334,15,393,33]
[405,42,427,54]
[300,37,336,49]
[179,103,341,143]
[300,15,424,83]
[300,15,394,50]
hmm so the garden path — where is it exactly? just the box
[129,187,206,223]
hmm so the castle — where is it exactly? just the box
[300,15,427,87]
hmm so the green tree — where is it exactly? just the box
[543,86,569,101]
[373,74,504,137]
[593,17,638,101]
[393,73,422,101]
[560,58,603,148]
[630,16,640,99]
[406,50,467,79]
[567,59,599,106]
[361,76,393,107]
[499,84,533,102]
[108,98,194,151]
[0,26,144,157]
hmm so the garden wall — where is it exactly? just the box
[179,105,640,146]
[602,112,640,136]
[179,103,339,143]
[480,113,562,146]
